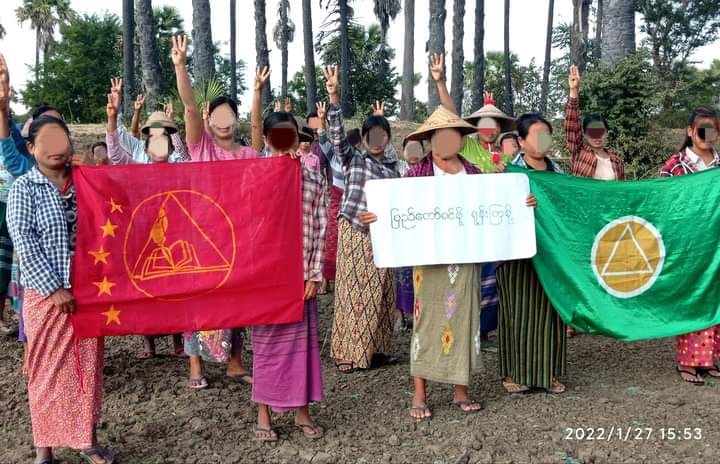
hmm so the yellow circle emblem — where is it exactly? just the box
[591,216,665,299]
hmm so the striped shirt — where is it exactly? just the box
[326,103,405,231]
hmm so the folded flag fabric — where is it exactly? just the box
[523,167,720,340]
[71,157,304,338]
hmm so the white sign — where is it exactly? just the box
[365,173,536,268]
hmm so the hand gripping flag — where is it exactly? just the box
[71,157,304,338]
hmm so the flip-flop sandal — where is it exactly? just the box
[79,447,114,464]
[547,379,567,394]
[677,367,704,385]
[135,351,155,360]
[699,366,720,378]
[502,378,530,394]
[188,375,209,389]
[296,422,325,439]
[335,361,357,374]
[227,370,253,384]
[453,399,483,413]
[409,403,432,421]
[254,426,278,442]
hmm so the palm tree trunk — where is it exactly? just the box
[601,0,636,64]
[136,0,163,109]
[280,0,289,100]
[35,27,40,81]
[450,0,465,115]
[302,0,318,113]
[471,0,485,111]
[191,0,215,82]
[503,0,513,116]
[399,0,415,121]
[123,0,136,113]
[539,0,554,115]
[255,0,272,108]
[339,0,353,116]
[230,0,237,100]
[594,0,603,62]
[427,0,446,110]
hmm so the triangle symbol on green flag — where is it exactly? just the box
[600,224,654,277]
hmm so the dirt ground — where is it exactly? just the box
[1,291,719,464]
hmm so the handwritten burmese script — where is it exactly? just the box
[366,174,536,267]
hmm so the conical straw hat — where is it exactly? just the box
[464,103,516,132]
[141,111,179,135]
[404,105,477,142]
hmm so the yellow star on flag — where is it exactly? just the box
[109,198,124,214]
[100,219,118,238]
[93,276,116,296]
[88,246,110,265]
[101,305,121,326]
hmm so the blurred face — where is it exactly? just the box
[519,122,552,160]
[584,121,608,150]
[477,117,501,143]
[147,128,171,163]
[403,140,424,166]
[689,117,719,152]
[430,128,463,160]
[28,124,72,170]
[364,126,388,156]
[92,145,109,165]
[298,141,311,154]
[501,137,519,157]
[209,103,236,140]
[266,121,299,154]
[307,117,321,131]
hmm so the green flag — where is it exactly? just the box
[521,167,720,340]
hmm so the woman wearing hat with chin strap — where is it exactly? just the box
[364,106,536,420]
[429,54,516,174]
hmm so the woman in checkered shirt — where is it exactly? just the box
[7,115,115,464]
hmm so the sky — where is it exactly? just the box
[1,0,719,115]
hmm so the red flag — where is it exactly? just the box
[71,157,304,338]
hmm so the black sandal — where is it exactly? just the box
[335,361,356,374]
[409,402,432,421]
[699,366,720,378]
[677,366,704,385]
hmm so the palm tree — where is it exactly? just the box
[373,0,401,41]
[255,0,272,109]
[471,0,485,111]
[450,0,465,115]
[230,0,237,100]
[601,0,636,64]
[339,0,352,115]
[427,0,446,110]
[15,0,76,80]
[400,0,415,121]
[594,0,603,62]
[136,0,163,108]
[273,0,296,101]
[503,0,513,116]
[192,0,215,82]
[302,0,318,112]
[122,0,135,113]
[571,0,593,72]
[539,0,554,114]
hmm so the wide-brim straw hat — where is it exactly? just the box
[404,105,477,142]
[141,111,178,135]
[464,103,517,132]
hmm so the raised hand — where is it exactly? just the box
[110,78,123,96]
[0,54,9,111]
[107,91,121,119]
[274,99,281,112]
[315,101,326,121]
[134,94,146,112]
[568,64,580,97]
[372,100,385,117]
[323,65,339,96]
[483,91,495,104]
[254,66,271,91]
[284,96,292,113]
[164,100,174,120]
[430,53,445,82]
[172,34,188,66]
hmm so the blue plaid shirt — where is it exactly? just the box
[7,167,73,296]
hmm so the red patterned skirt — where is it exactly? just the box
[323,186,343,281]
